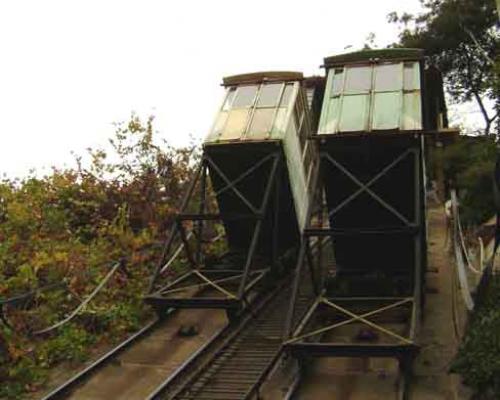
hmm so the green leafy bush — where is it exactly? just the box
[451,276,500,398]
[0,114,199,398]
[441,136,497,226]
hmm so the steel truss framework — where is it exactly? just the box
[145,148,284,316]
[285,134,424,380]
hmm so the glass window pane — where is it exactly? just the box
[279,84,294,108]
[331,68,344,96]
[372,92,402,130]
[344,66,372,94]
[220,109,249,140]
[247,108,275,139]
[222,88,236,111]
[257,83,282,107]
[404,62,420,90]
[339,94,369,131]
[374,63,402,92]
[402,92,422,129]
[271,107,288,138]
[211,110,228,135]
[232,86,258,108]
[318,98,340,134]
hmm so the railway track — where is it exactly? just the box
[147,277,312,400]
[41,264,410,400]
[41,308,227,400]
[40,274,300,400]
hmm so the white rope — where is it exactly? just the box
[478,237,485,273]
[34,262,122,335]
[451,190,474,311]
[456,210,481,274]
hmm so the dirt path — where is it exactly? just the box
[264,204,471,399]
[410,204,470,399]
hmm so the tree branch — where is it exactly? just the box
[463,25,494,66]
[474,91,493,135]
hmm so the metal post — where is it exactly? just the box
[196,161,207,265]
[237,153,280,298]
[285,158,321,337]
[271,160,281,267]
[148,162,204,292]
[178,220,197,269]
[285,241,307,338]
[305,240,319,295]
[317,184,324,290]
[412,145,422,337]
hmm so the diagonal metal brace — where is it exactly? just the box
[322,298,413,344]
[322,152,411,226]
[205,156,259,214]
[327,149,412,219]
[286,297,413,344]
[213,152,278,198]
[192,270,237,299]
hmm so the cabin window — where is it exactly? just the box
[257,83,282,107]
[374,63,402,92]
[320,60,422,133]
[208,81,305,141]
[221,109,250,140]
[280,84,294,108]
[344,65,372,94]
[331,68,344,95]
[404,62,420,90]
[222,87,236,111]
[232,86,258,108]
[248,108,275,138]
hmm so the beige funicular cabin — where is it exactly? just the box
[147,72,316,316]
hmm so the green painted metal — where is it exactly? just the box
[323,48,424,66]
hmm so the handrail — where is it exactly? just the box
[451,189,474,311]
[33,260,124,335]
[0,282,67,307]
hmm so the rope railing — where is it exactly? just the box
[33,260,124,335]
[1,239,166,334]
[33,228,226,334]
[0,282,67,308]
[451,189,475,311]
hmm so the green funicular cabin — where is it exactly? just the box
[146,72,316,317]
[286,49,448,376]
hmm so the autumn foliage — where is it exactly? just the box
[0,115,198,398]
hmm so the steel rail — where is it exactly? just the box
[40,311,173,400]
[144,323,231,400]
[148,278,296,400]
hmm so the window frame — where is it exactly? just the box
[321,60,422,133]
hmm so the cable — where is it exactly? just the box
[33,261,122,335]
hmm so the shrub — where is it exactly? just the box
[451,276,500,398]
[0,114,199,398]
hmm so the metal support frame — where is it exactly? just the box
[285,136,424,378]
[146,148,284,313]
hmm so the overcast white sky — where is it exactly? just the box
[0,0,469,177]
